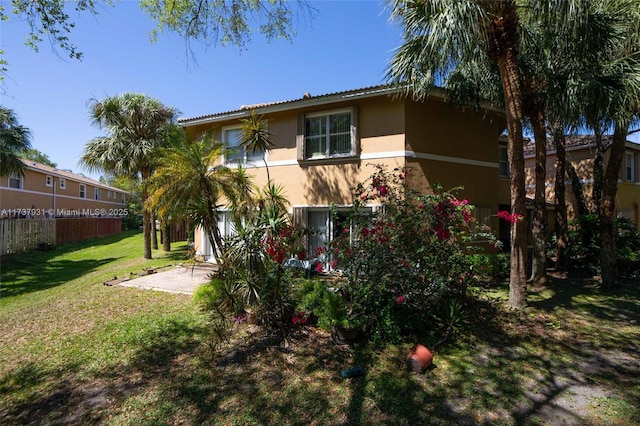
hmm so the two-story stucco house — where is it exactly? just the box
[0,159,128,218]
[524,135,640,226]
[179,85,509,261]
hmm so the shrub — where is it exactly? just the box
[568,215,640,278]
[326,164,496,343]
[468,253,510,282]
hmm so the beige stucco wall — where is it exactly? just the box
[187,93,508,257]
[404,98,506,209]
[524,144,640,225]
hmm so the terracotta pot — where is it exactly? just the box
[406,343,433,373]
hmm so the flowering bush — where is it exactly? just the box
[326,164,495,342]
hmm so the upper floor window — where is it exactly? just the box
[59,178,66,190]
[625,151,637,182]
[498,143,509,177]
[46,175,53,187]
[94,187,101,200]
[79,184,86,198]
[304,109,355,159]
[223,127,263,165]
[8,175,23,189]
[121,193,126,204]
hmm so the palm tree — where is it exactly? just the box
[80,93,177,259]
[388,0,529,307]
[240,110,276,183]
[145,132,254,263]
[0,106,32,177]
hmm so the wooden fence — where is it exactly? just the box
[0,219,56,255]
[0,217,122,256]
[169,220,189,242]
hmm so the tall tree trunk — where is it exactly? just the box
[495,43,528,308]
[552,127,569,272]
[142,168,152,259]
[151,212,159,250]
[599,121,627,289]
[528,108,548,285]
[162,220,171,252]
[591,127,605,214]
[567,160,589,217]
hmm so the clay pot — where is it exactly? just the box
[406,343,433,373]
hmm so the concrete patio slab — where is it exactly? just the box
[118,264,216,295]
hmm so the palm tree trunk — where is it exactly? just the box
[591,127,605,214]
[151,212,159,250]
[162,219,171,252]
[142,168,152,259]
[552,126,569,272]
[495,43,528,309]
[529,108,548,285]
[567,160,589,217]
[599,121,627,289]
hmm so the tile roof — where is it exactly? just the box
[178,84,404,124]
[523,134,615,157]
[178,83,505,126]
[21,159,128,193]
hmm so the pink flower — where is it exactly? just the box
[396,295,405,305]
[378,185,388,197]
[498,210,524,223]
[315,262,324,273]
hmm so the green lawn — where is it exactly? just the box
[1,232,638,425]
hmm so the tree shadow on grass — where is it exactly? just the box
[2,284,638,425]
[528,275,640,326]
[0,257,118,299]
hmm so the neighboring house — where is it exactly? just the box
[179,84,509,262]
[0,159,128,218]
[524,135,640,225]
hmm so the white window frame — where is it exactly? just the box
[94,187,101,200]
[304,108,355,160]
[79,184,86,199]
[498,143,509,177]
[59,178,66,190]
[45,175,53,187]
[222,125,264,166]
[625,151,636,182]
[121,193,126,204]
[8,175,23,189]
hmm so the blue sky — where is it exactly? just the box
[1,0,401,179]
[2,0,638,181]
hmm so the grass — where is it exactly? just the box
[1,232,639,425]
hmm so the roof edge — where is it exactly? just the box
[178,84,503,127]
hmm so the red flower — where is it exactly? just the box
[436,227,451,240]
[315,262,324,273]
[378,185,388,197]
[498,210,524,223]
[396,295,405,305]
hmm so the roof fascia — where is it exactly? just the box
[179,85,504,127]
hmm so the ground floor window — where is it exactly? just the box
[200,211,236,262]
[296,206,374,269]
